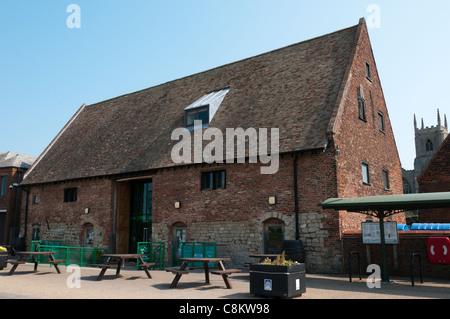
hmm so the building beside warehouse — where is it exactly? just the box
[418,134,450,223]
[0,151,36,245]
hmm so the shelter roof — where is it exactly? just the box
[319,192,450,213]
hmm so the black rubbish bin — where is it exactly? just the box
[0,251,8,270]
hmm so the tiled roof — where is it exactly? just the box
[0,152,36,169]
[23,20,362,185]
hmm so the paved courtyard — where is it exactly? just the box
[0,263,449,299]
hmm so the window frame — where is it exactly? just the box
[264,219,285,254]
[63,187,78,202]
[358,84,367,122]
[0,176,7,197]
[382,169,390,190]
[378,111,386,133]
[184,105,209,129]
[362,162,370,185]
[426,139,434,152]
[403,178,412,194]
[201,170,226,190]
[366,61,372,81]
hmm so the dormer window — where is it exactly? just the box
[185,106,209,128]
[184,87,230,129]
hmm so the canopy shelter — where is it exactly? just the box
[319,192,450,283]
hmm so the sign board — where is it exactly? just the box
[362,222,398,244]
[264,279,272,291]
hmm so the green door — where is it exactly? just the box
[129,181,152,253]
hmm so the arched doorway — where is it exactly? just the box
[170,222,187,266]
[263,218,285,254]
[82,223,94,247]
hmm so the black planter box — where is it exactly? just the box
[250,263,306,298]
[0,253,8,270]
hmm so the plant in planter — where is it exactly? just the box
[250,251,306,298]
[0,246,8,270]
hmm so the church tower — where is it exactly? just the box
[403,109,448,193]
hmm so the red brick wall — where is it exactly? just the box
[343,231,450,280]
[330,20,405,232]
[153,151,337,232]
[21,178,114,248]
[152,151,340,270]
[419,208,450,224]
[21,150,342,270]
[419,136,450,189]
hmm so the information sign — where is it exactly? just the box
[362,222,398,244]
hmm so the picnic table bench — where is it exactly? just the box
[90,254,154,281]
[166,267,190,275]
[7,251,65,275]
[167,257,241,289]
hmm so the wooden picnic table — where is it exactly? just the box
[166,257,241,289]
[90,253,155,281]
[7,251,65,275]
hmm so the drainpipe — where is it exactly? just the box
[12,170,22,239]
[22,187,29,238]
[293,153,300,240]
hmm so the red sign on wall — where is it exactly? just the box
[427,237,450,264]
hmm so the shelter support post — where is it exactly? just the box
[377,212,390,283]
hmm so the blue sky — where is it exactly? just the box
[1,0,449,170]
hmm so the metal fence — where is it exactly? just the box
[137,242,165,270]
[32,241,108,266]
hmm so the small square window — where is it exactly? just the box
[366,62,372,80]
[382,170,390,190]
[185,106,209,128]
[64,188,77,202]
[32,195,39,204]
[378,111,385,132]
[362,163,370,185]
[201,170,226,190]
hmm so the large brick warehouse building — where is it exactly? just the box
[19,18,405,273]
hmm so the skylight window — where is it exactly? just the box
[184,87,230,129]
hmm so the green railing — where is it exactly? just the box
[32,241,108,267]
[31,240,64,252]
[171,242,217,267]
[137,242,165,270]
[30,240,215,269]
